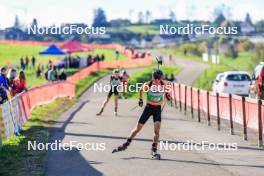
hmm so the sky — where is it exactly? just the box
[0,0,264,28]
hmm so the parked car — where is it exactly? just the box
[212,71,251,96]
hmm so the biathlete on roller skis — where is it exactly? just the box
[112,66,172,160]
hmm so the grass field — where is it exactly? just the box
[108,24,159,35]
[0,43,125,87]
[160,47,254,90]
[193,52,254,90]
[0,44,125,65]
[108,23,207,35]
[125,66,182,99]
[76,69,111,97]
[124,25,160,35]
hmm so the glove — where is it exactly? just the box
[165,93,172,101]
[138,98,143,107]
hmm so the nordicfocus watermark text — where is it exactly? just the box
[160,24,238,35]
[93,83,173,93]
[27,25,106,35]
[28,140,106,151]
[159,140,238,151]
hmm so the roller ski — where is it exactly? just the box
[151,143,161,160]
[151,151,161,160]
[112,139,131,153]
[96,108,104,116]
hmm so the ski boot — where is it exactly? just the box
[112,139,131,153]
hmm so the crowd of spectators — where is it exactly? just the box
[0,54,70,104]
[86,54,105,66]
[0,67,27,104]
[20,56,36,70]
[0,51,117,104]
[44,60,67,82]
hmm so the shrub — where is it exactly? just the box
[179,43,204,56]
[225,44,238,59]
[252,43,264,64]
[238,39,255,52]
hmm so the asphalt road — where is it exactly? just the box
[41,58,264,176]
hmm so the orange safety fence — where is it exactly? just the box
[171,83,264,138]
[0,81,75,141]
[172,83,264,147]
[200,90,208,115]
[20,81,75,119]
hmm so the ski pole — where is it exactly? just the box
[161,101,167,112]
[130,104,139,111]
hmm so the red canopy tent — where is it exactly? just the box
[60,41,93,53]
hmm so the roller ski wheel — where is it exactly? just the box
[151,152,161,160]
[112,144,127,153]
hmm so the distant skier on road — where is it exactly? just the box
[96,69,122,116]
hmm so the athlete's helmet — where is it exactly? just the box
[113,69,120,74]
[153,69,163,80]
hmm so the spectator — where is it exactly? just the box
[25,56,29,69]
[95,54,100,62]
[20,57,25,70]
[101,54,105,61]
[169,55,172,64]
[59,68,67,81]
[87,55,92,66]
[115,50,119,61]
[0,67,10,104]
[36,64,42,77]
[48,65,58,82]
[169,73,177,83]
[48,60,53,69]
[45,64,52,80]
[31,56,36,69]
[12,71,27,96]
[68,56,71,68]
[7,68,17,88]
